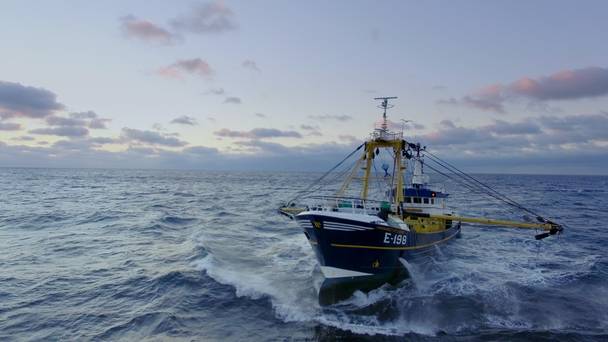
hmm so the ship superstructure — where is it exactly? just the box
[279,97,562,304]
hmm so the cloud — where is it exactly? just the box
[121,127,188,147]
[29,126,89,137]
[205,88,225,95]
[510,67,608,100]
[462,88,506,113]
[223,96,241,104]
[0,122,21,131]
[88,137,118,145]
[300,124,319,131]
[11,135,34,141]
[214,128,302,139]
[170,115,198,126]
[49,137,119,152]
[254,113,266,118]
[53,138,117,151]
[158,58,213,79]
[44,111,110,129]
[438,84,506,113]
[0,80,64,118]
[183,145,219,155]
[242,59,260,72]
[69,111,98,119]
[0,139,351,171]
[535,113,608,145]
[2,125,607,174]
[383,119,425,132]
[338,135,360,143]
[89,118,111,129]
[486,119,541,135]
[70,111,110,129]
[440,67,608,113]
[170,1,237,34]
[46,115,87,127]
[300,124,322,136]
[120,15,176,45]
[234,140,291,154]
[411,113,608,160]
[308,114,352,121]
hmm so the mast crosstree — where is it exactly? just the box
[374,96,397,131]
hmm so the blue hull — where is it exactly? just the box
[296,213,461,304]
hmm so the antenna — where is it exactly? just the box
[400,119,412,134]
[374,96,397,130]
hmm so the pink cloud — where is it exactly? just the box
[120,15,176,45]
[509,67,608,100]
[439,67,608,113]
[157,58,214,79]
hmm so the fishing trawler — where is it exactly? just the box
[279,97,563,304]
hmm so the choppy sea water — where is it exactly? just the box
[0,168,606,341]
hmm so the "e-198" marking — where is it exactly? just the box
[383,232,407,245]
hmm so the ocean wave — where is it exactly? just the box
[1,169,606,340]
[160,216,198,225]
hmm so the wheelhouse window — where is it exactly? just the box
[405,197,411,203]
[413,197,421,204]
[431,198,435,204]
[423,198,429,204]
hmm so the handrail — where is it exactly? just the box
[302,195,393,216]
[304,195,388,204]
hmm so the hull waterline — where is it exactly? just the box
[296,212,461,305]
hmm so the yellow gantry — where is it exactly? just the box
[336,154,365,197]
[360,139,405,203]
[279,97,563,239]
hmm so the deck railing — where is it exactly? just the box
[304,195,393,215]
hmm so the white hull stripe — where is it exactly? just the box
[323,227,355,231]
[297,220,375,231]
[320,266,373,278]
[324,222,374,230]
[298,221,374,231]
[323,226,367,232]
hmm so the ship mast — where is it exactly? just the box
[376,96,397,132]
[360,97,404,204]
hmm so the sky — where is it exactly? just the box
[1,0,607,174]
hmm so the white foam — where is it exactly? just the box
[192,255,269,300]
[189,213,601,337]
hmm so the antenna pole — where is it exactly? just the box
[374,96,397,131]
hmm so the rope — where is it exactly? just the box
[423,150,546,220]
[287,143,364,204]
[305,157,358,197]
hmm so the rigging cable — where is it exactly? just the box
[422,162,514,207]
[287,142,364,204]
[423,150,545,220]
[306,157,359,197]
[423,158,566,238]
